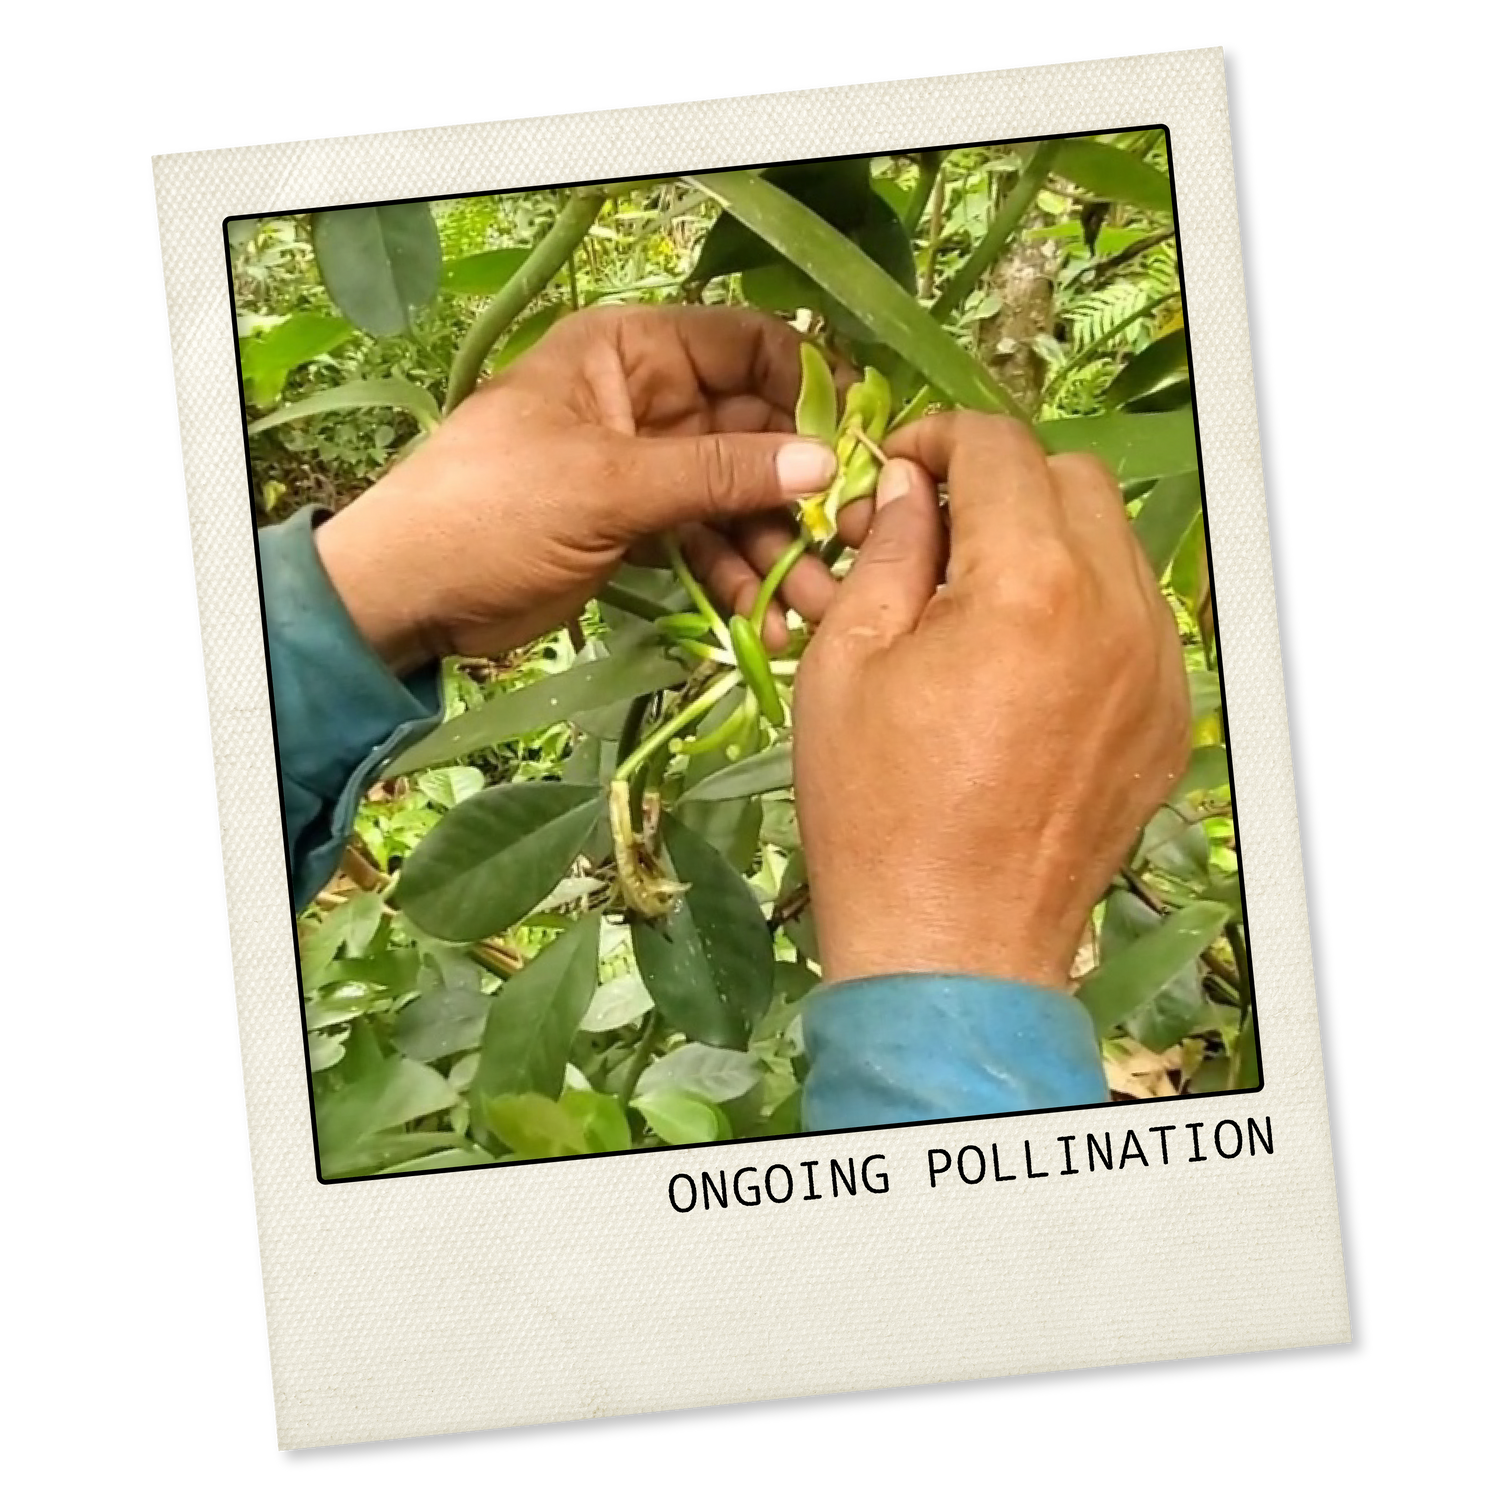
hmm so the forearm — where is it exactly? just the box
[801,974,1108,1131]
[258,507,443,912]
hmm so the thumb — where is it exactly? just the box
[819,459,944,649]
[609,432,837,535]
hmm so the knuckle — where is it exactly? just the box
[1048,449,1117,492]
[1007,538,1083,613]
[696,435,743,512]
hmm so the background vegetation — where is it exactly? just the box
[230,133,1254,1178]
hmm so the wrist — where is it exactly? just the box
[813,890,1075,992]
[311,500,442,680]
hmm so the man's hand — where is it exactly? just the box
[794,414,1192,991]
[312,305,840,675]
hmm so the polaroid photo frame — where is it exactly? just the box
[153,46,1348,1449]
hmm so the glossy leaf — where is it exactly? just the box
[688,170,1016,415]
[635,1042,761,1103]
[493,304,565,369]
[245,377,440,436]
[632,813,774,1047]
[689,160,874,284]
[311,203,442,336]
[386,644,688,776]
[391,985,491,1063]
[1178,744,1231,798]
[1080,900,1232,1037]
[634,1090,724,1145]
[238,313,354,406]
[679,743,792,803]
[483,1093,591,1158]
[395,784,605,942]
[376,1144,496,1173]
[470,917,601,1102]
[1053,139,1173,215]
[1133,470,1203,575]
[559,1089,632,1153]
[316,1056,459,1163]
[442,247,530,297]
[579,972,653,1032]
[1101,891,1205,1052]
[1035,407,1197,485]
[324,1130,474,1178]
[1104,327,1189,408]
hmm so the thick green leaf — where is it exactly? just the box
[1101,891,1205,1052]
[579,972,653,1032]
[245,377,440,436]
[679,743,792,803]
[634,1090,724,1145]
[324,1129,474,1178]
[376,1144,496,1173]
[559,1089,632,1153]
[238,313,354,406]
[395,784,605,942]
[442,247,530,297]
[484,1093,591,1158]
[1080,900,1232,1036]
[1053,140,1172,215]
[632,813,774,1047]
[316,1056,459,1163]
[635,1043,761,1103]
[1133,471,1203,575]
[1203,876,1245,921]
[1230,1010,1261,1090]
[386,645,688,776]
[677,795,762,873]
[1125,376,1193,413]
[1035,408,1197,485]
[1178,744,1230,798]
[391,985,491,1063]
[415,766,485,810]
[471,917,600,1102]
[1137,804,1210,882]
[1104,327,1189,408]
[311,203,442,336]
[689,161,874,284]
[493,304,565,369]
[688,170,1016,415]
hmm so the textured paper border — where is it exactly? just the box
[154,47,1348,1450]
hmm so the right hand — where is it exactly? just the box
[793,413,1192,991]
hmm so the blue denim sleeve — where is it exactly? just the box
[258,507,443,913]
[801,975,1108,1130]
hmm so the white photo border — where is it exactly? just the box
[154,47,1348,1450]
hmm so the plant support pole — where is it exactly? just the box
[444,190,605,413]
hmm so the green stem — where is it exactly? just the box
[750,536,809,636]
[612,671,739,785]
[1226,921,1250,1006]
[931,140,1062,324]
[903,152,945,236]
[664,535,730,645]
[618,1012,662,1104]
[444,190,604,413]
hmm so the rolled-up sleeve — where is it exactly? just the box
[257,507,443,912]
[802,974,1108,1131]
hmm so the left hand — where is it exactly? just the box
[312,305,841,675]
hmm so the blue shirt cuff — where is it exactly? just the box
[258,506,443,910]
[802,974,1108,1131]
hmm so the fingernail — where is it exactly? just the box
[875,460,912,510]
[775,441,838,496]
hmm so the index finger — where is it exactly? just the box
[884,412,1062,572]
[665,306,810,416]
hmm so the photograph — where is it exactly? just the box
[229,130,1259,1180]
